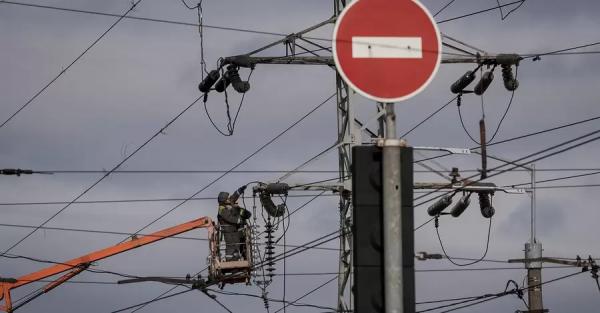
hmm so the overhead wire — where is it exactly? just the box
[457,103,480,144]
[114,229,342,313]
[496,0,527,20]
[272,275,338,313]
[0,0,540,56]
[209,288,338,312]
[119,190,335,312]
[506,169,600,188]
[0,0,144,129]
[437,0,527,23]
[2,0,545,49]
[413,128,600,231]
[0,193,337,206]
[430,271,587,313]
[400,95,458,138]
[435,216,493,266]
[0,95,204,257]
[6,167,600,176]
[0,222,339,251]
[522,41,600,59]
[415,127,600,204]
[111,289,194,313]
[433,0,457,18]
[125,92,334,241]
[488,66,519,143]
[416,114,600,164]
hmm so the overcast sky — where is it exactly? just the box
[1,0,600,312]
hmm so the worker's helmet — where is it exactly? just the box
[217,192,230,204]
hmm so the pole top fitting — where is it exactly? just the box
[376,138,407,147]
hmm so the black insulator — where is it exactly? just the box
[451,71,476,94]
[198,70,220,93]
[214,77,230,93]
[223,65,250,93]
[427,195,453,216]
[214,65,238,93]
[259,193,285,217]
[232,81,250,93]
[449,194,471,217]
[474,71,494,95]
[478,193,495,218]
[264,183,290,195]
[501,65,519,91]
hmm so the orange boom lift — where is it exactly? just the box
[0,217,228,312]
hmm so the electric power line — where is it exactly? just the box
[125,93,334,242]
[433,0,457,18]
[0,0,144,129]
[437,0,527,23]
[415,127,600,205]
[413,128,600,231]
[401,96,458,138]
[506,169,600,188]
[0,95,204,257]
[416,114,600,165]
[0,193,338,206]
[0,222,340,251]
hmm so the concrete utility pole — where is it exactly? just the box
[487,155,545,312]
[525,164,545,312]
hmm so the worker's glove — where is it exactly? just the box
[241,209,252,220]
[238,185,247,193]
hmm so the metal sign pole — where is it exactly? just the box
[382,103,403,313]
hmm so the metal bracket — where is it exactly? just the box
[413,146,471,155]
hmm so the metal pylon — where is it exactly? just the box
[334,2,356,311]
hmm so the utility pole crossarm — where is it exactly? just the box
[222,54,525,68]
[223,55,334,67]
[414,181,526,194]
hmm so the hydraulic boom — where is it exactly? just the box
[0,217,213,312]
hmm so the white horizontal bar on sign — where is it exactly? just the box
[351,36,423,59]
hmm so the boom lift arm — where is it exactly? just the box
[0,217,213,312]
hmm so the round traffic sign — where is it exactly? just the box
[333,0,442,102]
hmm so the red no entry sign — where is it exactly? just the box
[333,0,442,102]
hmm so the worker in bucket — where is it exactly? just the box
[217,185,252,261]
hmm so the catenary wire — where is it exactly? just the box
[125,93,334,240]
[400,96,458,138]
[122,192,335,312]
[416,114,600,164]
[506,169,600,188]
[457,104,480,144]
[437,0,527,23]
[0,223,339,251]
[209,288,338,312]
[488,66,518,143]
[436,271,586,313]
[111,289,194,313]
[6,167,600,176]
[0,0,144,129]
[496,0,527,20]
[272,276,339,313]
[114,230,341,313]
[435,217,493,266]
[433,0,457,18]
[0,193,337,206]
[0,95,203,257]
[1,0,538,48]
[415,127,600,204]
[523,41,600,59]
[413,129,600,230]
